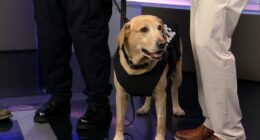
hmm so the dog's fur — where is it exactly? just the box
[113,15,185,140]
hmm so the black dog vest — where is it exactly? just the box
[113,24,181,97]
[114,50,167,96]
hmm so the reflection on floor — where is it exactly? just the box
[0,92,176,140]
[1,74,260,140]
[1,51,260,140]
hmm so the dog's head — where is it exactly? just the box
[118,15,167,61]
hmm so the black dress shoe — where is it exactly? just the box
[77,105,112,131]
[34,99,71,123]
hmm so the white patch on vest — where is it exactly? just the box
[164,24,176,44]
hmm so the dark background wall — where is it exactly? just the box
[0,0,36,51]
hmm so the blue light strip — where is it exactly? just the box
[127,1,260,15]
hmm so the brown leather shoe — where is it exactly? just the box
[0,108,12,120]
[174,125,214,140]
[209,135,222,140]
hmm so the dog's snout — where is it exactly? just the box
[157,41,166,49]
[158,44,166,49]
[157,38,166,49]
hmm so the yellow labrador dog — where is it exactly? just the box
[113,15,185,140]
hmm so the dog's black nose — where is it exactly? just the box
[158,43,166,49]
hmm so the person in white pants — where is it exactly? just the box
[175,0,248,140]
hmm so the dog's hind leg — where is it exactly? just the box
[136,97,152,115]
[171,58,185,116]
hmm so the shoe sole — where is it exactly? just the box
[33,111,71,124]
[0,114,12,120]
[33,116,49,124]
[76,122,111,131]
[77,124,111,140]
[174,136,182,140]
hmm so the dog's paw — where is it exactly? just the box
[136,106,150,115]
[113,135,124,140]
[155,135,165,140]
[173,107,185,117]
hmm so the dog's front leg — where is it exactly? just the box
[113,91,128,140]
[153,91,166,140]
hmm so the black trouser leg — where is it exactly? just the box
[34,0,73,101]
[63,0,113,106]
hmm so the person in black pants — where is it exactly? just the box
[33,0,113,138]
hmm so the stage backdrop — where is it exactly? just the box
[0,0,36,51]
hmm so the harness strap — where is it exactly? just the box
[121,45,150,69]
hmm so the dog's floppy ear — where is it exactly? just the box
[118,22,130,48]
[159,19,168,43]
[157,18,167,43]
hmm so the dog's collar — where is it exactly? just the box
[121,45,150,69]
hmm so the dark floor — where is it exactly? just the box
[0,51,260,140]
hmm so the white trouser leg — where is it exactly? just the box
[190,0,212,129]
[190,0,247,139]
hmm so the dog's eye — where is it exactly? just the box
[140,27,149,33]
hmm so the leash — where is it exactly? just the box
[112,0,129,27]
[112,0,136,130]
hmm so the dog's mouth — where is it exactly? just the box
[141,48,164,60]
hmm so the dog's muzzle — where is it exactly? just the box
[141,48,164,60]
